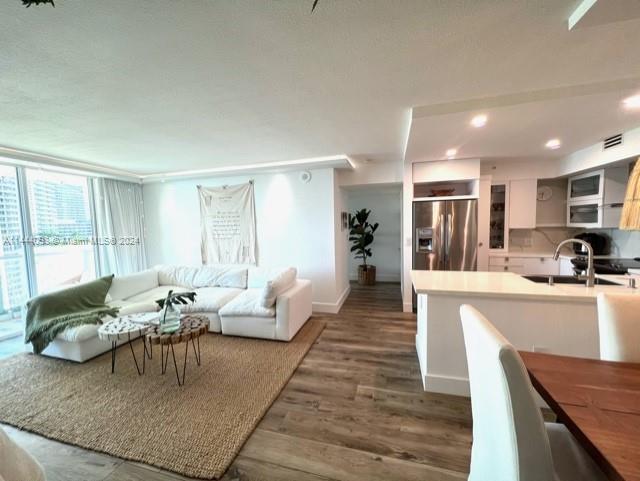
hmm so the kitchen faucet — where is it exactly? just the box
[553,238,595,287]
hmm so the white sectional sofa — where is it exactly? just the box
[39,265,313,362]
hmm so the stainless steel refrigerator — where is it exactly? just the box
[412,199,478,310]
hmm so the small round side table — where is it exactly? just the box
[98,315,153,375]
[145,315,208,386]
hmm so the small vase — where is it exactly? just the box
[160,303,181,333]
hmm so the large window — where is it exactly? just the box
[26,170,96,293]
[0,166,29,321]
[0,165,98,346]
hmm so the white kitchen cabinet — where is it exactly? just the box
[509,179,537,229]
[489,255,560,276]
[521,257,560,275]
[489,265,526,273]
[566,167,627,228]
[488,256,524,274]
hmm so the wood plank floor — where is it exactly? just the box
[3,282,472,481]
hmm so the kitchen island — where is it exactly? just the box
[411,270,639,396]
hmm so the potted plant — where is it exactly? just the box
[349,209,379,285]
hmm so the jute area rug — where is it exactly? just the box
[0,320,324,479]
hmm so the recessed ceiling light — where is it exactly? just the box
[623,94,640,110]
[470,114,488,128]
[545,138,561,150]
[446,148,457,158]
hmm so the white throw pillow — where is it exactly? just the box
[192,266,248,289]
[248,267,294,288]
[108,269,158,301]
[155,265,199,287]
[218,268,248,288]
[259,267,297,308]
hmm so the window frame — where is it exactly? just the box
[1,164,100,301]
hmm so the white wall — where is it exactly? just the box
[345,185,402,282]
[402,160,413,311]
[142,168,344,311]
[337,159,402,187]
[333,172,351,307]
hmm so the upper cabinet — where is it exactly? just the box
[566,167,628,228]
[508,179,537,229]
[568,170,605,202]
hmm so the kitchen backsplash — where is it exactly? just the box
[508,227,575,253]
[509,227,640,258]
[605,229,640,258]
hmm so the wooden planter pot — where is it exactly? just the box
[358,265,376,285]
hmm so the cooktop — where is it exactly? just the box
[572,257,640,275]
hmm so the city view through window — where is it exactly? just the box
[0,166,96,341]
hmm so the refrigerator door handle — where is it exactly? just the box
[439,214,445,264]
[446,213,453,258]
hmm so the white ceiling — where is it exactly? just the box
[405,81,640,163]
[2,0,640,175]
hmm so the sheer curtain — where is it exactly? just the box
[93,178,147,276]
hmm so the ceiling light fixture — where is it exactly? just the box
[446,148,457,158]
[545,138,561,150]
[623,94,640,110]
[470,114,488,128]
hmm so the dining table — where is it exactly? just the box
[520,351,640,481]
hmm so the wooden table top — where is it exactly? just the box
[520,351,640,481]
[146,315,208,346]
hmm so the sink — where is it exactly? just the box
[522,275,620,286]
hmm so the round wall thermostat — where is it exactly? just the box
[300,171,312,183]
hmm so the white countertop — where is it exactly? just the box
[410,270,640,302]
[489,251,621,259]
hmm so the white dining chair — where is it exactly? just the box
[459,304,606,481]
[0,425,46,481]
[597,292,640,362]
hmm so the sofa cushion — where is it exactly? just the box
[56,324,100,342]
[108,269,158,301]
[218,289,276,318]
[155,265,199,287]
[247,267,296,287]
[192,266,248,289]
[259,267,297,308]
[182,287,243,313]
[123,285,185,305]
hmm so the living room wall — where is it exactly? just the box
[142,168,346,312]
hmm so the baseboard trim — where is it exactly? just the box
[349,273,401,283]
[423,373,470,397]
[402,301,413,313]
[312,285,351,314]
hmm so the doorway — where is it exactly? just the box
[344,183,402,283]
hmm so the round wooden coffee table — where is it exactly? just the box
[146,315,208,386]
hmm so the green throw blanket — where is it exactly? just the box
[25,275,119,354]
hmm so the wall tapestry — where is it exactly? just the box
[198,182,257,265]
